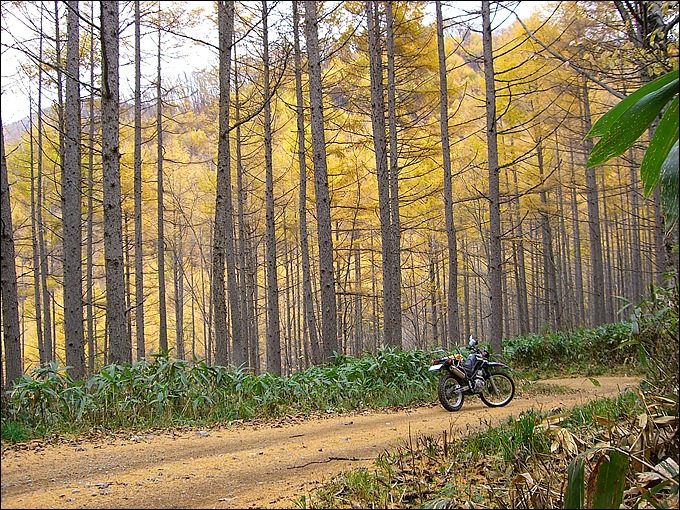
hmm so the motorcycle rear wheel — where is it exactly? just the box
[479,372,514,407]
[437,373,464,411]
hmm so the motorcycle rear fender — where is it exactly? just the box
[428,363,444,372]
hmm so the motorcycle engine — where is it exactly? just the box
[473,375,485,392]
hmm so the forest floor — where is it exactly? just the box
[1,375,640,509]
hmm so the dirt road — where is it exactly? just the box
[1,375,639,509]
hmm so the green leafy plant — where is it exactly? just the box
[565,447,630,509]
[586,69,679,230]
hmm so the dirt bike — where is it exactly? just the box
[428,335,515,411]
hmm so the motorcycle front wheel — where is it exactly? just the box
[437,373,464,411]
[479,372,515,407]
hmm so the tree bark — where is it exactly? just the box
[37,4,53,365]
[86,0,96,371]
[233,43,256,371]
[293,0,322,365]
[568,142,585,326]
[537,139,561,331]
[262,0,282,375]
[304,0,338,361]
[212,0,244,367]
[173,213,185,359]
[28,101,44,367]
[156,12,169,354]
[581,78,606,326]
[385,1,402,349]
[628,148,643,304]
[1,113,23,389]
[435,0,460,348]
[62,0,85,379]
[101,0,130,364]
[133,0,146,361]
[365,0,398,348]
[481,0,503,353]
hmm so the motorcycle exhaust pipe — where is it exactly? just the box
[450,366,466,379]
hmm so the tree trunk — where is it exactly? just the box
[233,46,256,370]
[262,0,282,375]
[101,0,130,364]
[28,103,45,367]
[86,0,96,371]
[581,78,606,326]
[37,5,53,366]
[133,0,146,361]
[436,0,460,348]
[601,172,615,322]
[428,238,439,347]
[554,140,574,328]
[537,139,561,331]
[304,0,338,361]
[628,148,643,305]
[385,1,402,349]
[212,1,230,366]
[481,0,503,353]
[62,0,85,379]
[651,187,667,284]
[1,113,23,389]
[213,0,244,367]
[156,14,169,354]
[173,214,185,360]
[354,245,363,356]
[510,165,529,335]
[365,0,398,348]
[569,142,585,326]
[293,0,321,365]
[124,214,133,345]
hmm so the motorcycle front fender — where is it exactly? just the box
[487,361,510,370]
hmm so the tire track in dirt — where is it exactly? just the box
[1,375,639,509]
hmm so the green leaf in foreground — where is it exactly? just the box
[641,95,679,196]
[586,449,629,509]
[586,76,679,167]
[659,139,679,229]
[586,69,679,139]
[586,68,679,233]
[565,455,586,509]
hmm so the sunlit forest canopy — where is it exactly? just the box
[0,0,678,385]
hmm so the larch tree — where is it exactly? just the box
[481,0,503,354]
[86,0,97,371]
[293,0,321,365]
[233,47,258,371]
[62,0,85,379]
[304,0,338,361]
[37,4,53,364]
[133,0,145,361]
[262,0,282,375]
[385,1,402,349]
[435,0,460,348]
[155,6,169,354]
[224,3,246,370]
[581,78,606,327]
[365,0,399,348]
[28,98,44,368]
[213,0,245,367]
[536,138,562,331]
[101,0,131,364]
[1,112,23,389]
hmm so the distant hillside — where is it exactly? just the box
[2,116,30,145]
